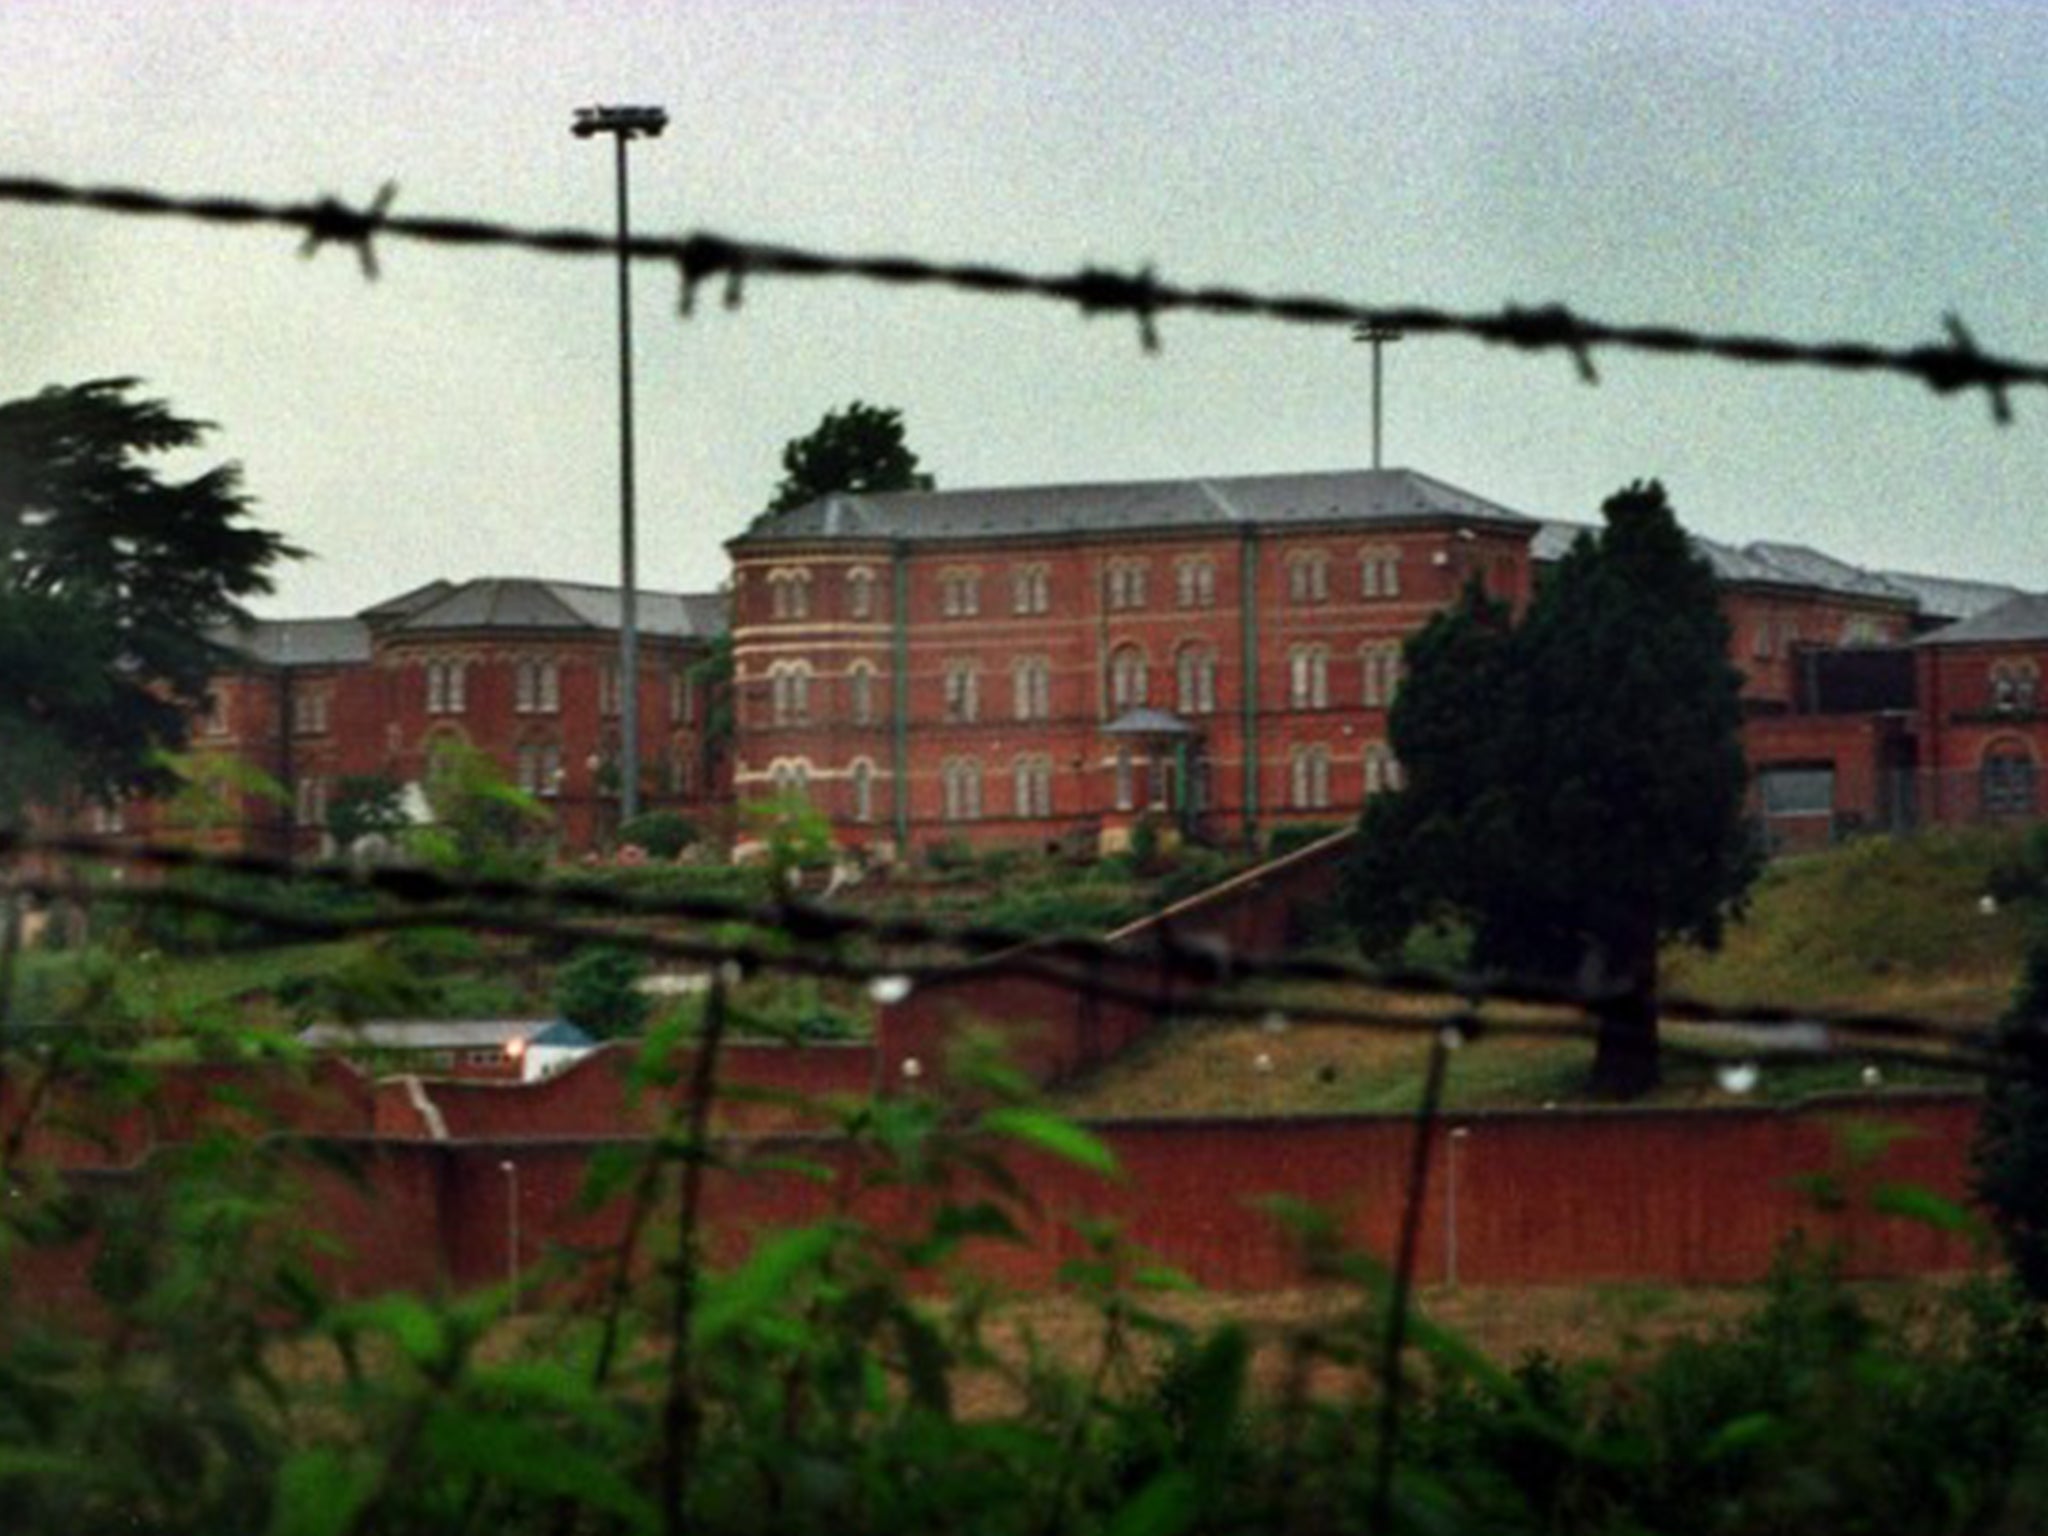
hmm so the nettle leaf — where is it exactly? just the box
[980,1108,1119,1177]
[265,1447,377,1536]
[422,1408,657,1529]
[1870,1182,1978,1234]
[692,1222,843,1345]
[335,1293,448,1370]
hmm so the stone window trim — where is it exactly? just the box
[1288,644,1330,710]
[942,756,984,821]
[1175,643,1217,716]
[1289,743,1332,810]
[767,567,813,621]
[1175,556,1218,609]
[938,566,983,619]
[515,657,561,715]
[943,659,982,723]
[1105,558,1150,611]
[1108,643,1149,712]
[846,566,878,621]
[1358,544,1402,600]
[1011,562,1052,616]
[1286,549,1331,604]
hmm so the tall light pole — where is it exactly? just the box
[1444,1125,1470,1289]
[573,103,667,825]
[498,1158,521,1304]
[1352,323,1403,470]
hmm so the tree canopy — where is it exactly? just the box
[1345,480,1759,1097]
[0,379,297,819]
[766,400,934,514]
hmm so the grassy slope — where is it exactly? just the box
[1058,828,2037,1118]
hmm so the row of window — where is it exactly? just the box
[758,548,1408,624]
[757,645,1403,726]
[412,660,697,722]
[755,745,1402,822]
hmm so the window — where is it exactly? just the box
[1288,645,1329,709]
[1012,656,1052,721]
[1840,615,1885,647]
[846,567,876,620]
[1359,546,1401,599]
[1106,559,1148,611]
[849,662,878,726]
[1289,745,1331,810]
[295,775,328,828]
[88,799,127,835]
[1113,747,1135,812]
[1361,642,1401,707]
[942,757,982,821]
[850,759,876,823]
[1983,744,2039,817]
[939,568,981,618]
[769,662,812,726]
[770,760,811,801]
[670,668,693,724]
[1012,755,1053,818]
[943,660,981,723]
[1175,557,1216,609]
[768,569,811,620]
[1011,563,1050,615]
[669,740,694,798]
[200,691,229,736]
[516,659,559,715]
[1758,765,1835,818]
[1364,744,1401,796]
[516,741,563,797]
[600,664,621,718]
[426,660,466,715]
[1175,645,1216,715]
[1287,550,1330,604]
[1991,660,2041,713]
[1108,645,1148,711]
[291,687,330,736]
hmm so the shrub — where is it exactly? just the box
[617,810,699,860]
[1976,924,2048,1298]
[554,944,651,1039]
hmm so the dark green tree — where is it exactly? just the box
[1346,481,1759,1097]
[554,945,650,1039]
[0,379,296,820]
[766,400,934,514]
[326,773,410,852]
[1976,928,2048,1298]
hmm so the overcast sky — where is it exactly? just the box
[6,0,2046,615]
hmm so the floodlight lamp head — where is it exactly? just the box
[573,104,669,140]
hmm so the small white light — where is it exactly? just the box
[900,1056,923,1081]
[1861,1064,1883,1087]
[1716,1060,1761,1095]
[1979,894,1999,917]
[868,974,914,1006]
[1253,1051,1274,1074]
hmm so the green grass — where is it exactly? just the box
[1664,826,2037,1024]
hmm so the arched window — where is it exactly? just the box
[850,758,876,823]
[1113,746,1136,812]
[846,567,876,620]
[943,659,981,723]
[1175,557,1216,608]
[1109,645,1148,711]
[1106,559,1149,611]
[1991,660,2041,713]
[425,658,467,715]
[1288,645,1329,709]
[1175,644,1216,715]
[1287,550,1330,604]
[939,567,981,618]
[1360,641,1401,707]
[1983,741,2039,817]
[770,759,811,801]
[1011,563,1050,615]
[1289,745,1331,810]
[1012,656,1051,721]
[768,569,812,621]
[515,658,560,715]
[1012,755,1053,818]
[942,758,983,821]
[768,661,812,726]
[1364,743,1401,796]
[848,661,878,726]
[1359,545,1401,599]
[516,738,563,797]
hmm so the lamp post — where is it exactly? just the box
[1351,323,1402,470]
[1444,1125,1470,1289]
[499,1158,521,1304]
[573,103,668,825]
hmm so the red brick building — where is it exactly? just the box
[729,468,2045,861]
[1913,593,2048,827]
[726,470,1533,857]
[123,577,729,857]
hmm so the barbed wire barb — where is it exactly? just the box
[296,180,397,280]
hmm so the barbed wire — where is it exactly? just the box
[0,172,2030,421]
[0,833,2002,1077]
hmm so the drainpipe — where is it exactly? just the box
[891,541,911,853]
[1239,526,1261,847]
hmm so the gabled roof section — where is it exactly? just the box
[358,579,454,622]
[1915,592,2048,647]
[378,578,728,640]
[731,468,1538,548]
[212,616,372,668]
[1742,542,1913,603]
[297,1017,595,1052]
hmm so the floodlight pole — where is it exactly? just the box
[1353,323,1403,470]
[574,104,668,826]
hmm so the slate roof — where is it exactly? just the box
[1533,521,1915,603]
[1743,542,1913,602]
[213,616,372,668]
[1878,570,2030,625]
[733,468,1537,547]
[374,578,729,640]
[1913,592,2048,647]
[297,1018,595,1052]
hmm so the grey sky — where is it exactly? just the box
[5,0,2045,615]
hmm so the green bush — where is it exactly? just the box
[1266,821,1346,860]
[554,944,650,1039]
[617,810,699,860]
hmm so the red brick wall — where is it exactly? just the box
[1916,642,2048,823]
